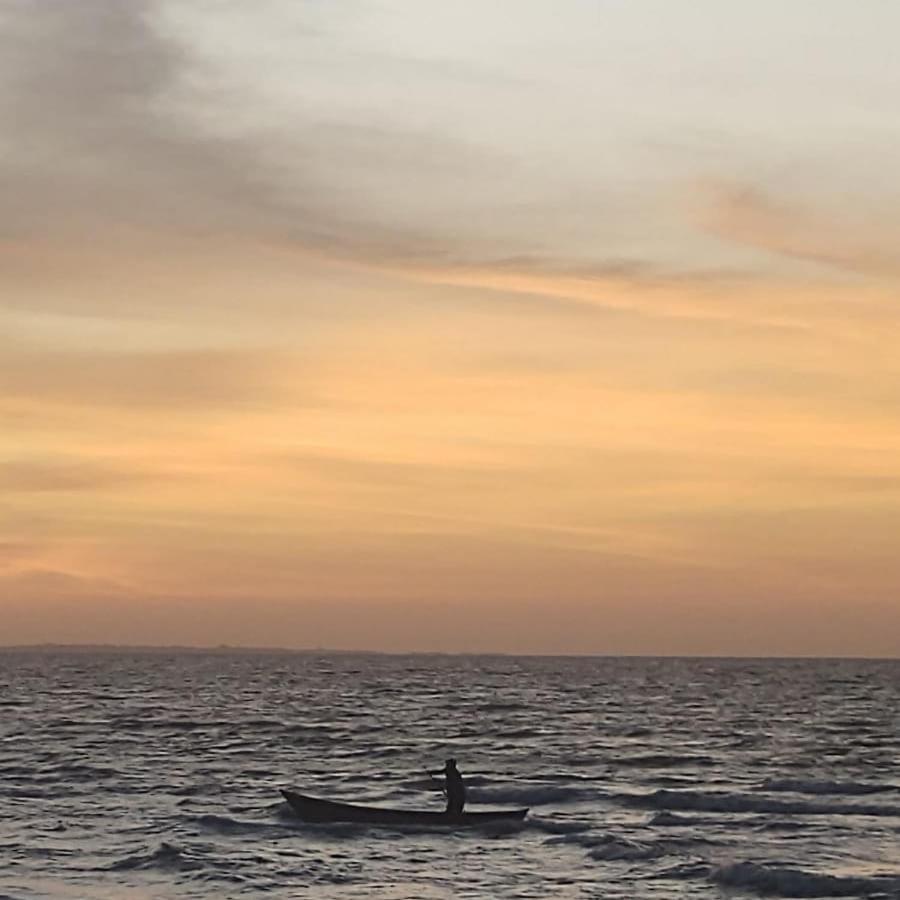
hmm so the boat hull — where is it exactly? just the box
[281,789,528,827]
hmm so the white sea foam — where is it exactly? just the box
[544,831,668,861]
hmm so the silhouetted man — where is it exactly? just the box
[430,758,466,814]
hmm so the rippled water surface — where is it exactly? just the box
[1,651,898,899]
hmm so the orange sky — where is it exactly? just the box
[2,1,899,655]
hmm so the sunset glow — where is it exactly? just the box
[2,1,899,654]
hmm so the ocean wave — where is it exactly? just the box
[756,819,813,831]
[461,775,493,787]
[109,716,232,731]
[233,717,285,729]
[645,775,703,788]
[606,725,654,737]
[195,814,284,835]
[760,778,898,796]
[37,763,120,782]
[650,860,712,880]
[649,811,697,827]
[109,842,202,872]
[623,789,900,818]
[711,861,900,898]
[529,816,594,835]
[588,838,670,862]
[280,723,339,736]
[2,787,57,800]
[468,785,593,806]
[171,782,227,797]
[546,831,672,860]
[649,810,857,834]
[496,728,545,739]
[0,764,35,777]
[615,753,716,768]
[477,701,530,712]
[560,755,602,768]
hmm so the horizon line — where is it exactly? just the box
[0,643,897,661]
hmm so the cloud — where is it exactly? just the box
[5,0,898,344]
[0,0,507,262]
[278,450,533,490]
[0,567,128,599]
[0,541,43,566]
[0,458,165,493]
[0,342,294,409]
[702,182,900,279]
[0,1,748,292]
[4,0,900,297]
[0,0,288,238]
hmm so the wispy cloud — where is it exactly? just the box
[0,342,294,409]
[0,0,505,261]
[0,457,185,494]
[0,0,292,239]
[701,182,900,280]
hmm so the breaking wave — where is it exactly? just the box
[587,837,670,861]
[624,789,900,818]
[544,831,666,860]
[760,778,898,796]
[195,814,285,835]
[109,842,202,872]
[710,861,900,898]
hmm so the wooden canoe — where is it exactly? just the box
[281,789,528,827]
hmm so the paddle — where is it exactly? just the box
[424,769,447,799]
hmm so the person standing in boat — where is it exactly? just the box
[430,758,466,814]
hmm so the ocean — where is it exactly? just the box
[1,650,898,899]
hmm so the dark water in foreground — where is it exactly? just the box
[1,651,898,899]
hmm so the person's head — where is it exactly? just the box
[445,758,457,772]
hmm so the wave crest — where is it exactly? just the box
[760,778,898,796]
[711,861,900,898]
[468,785,592,806]
[109,842,201,872]
[624,789,900,818]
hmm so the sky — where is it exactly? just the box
[2,0,899,655]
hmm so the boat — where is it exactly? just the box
[281,789,528,827]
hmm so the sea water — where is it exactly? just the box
[1,651,898,899]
